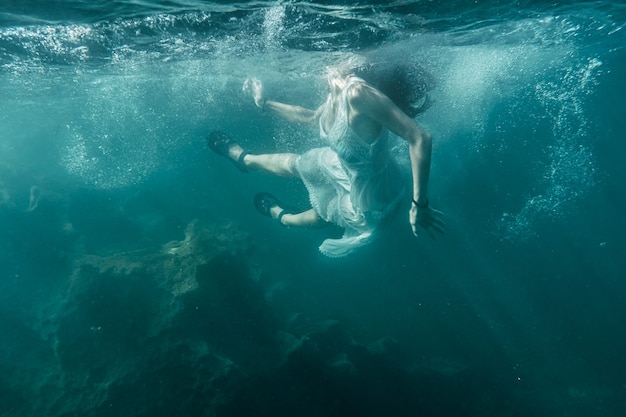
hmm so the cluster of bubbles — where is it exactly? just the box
[62,127,159,190]
[497,56,602,240]
[404,11,611,242]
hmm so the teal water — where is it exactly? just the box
[1,1,625,416]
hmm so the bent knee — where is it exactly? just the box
[287,154,301,177]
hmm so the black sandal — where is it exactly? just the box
[206,130,249,172]
[253,192,299,226]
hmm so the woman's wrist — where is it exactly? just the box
[412,197,429,208]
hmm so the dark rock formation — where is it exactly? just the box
[0,186,541,417]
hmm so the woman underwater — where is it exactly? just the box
[207,60,445,257]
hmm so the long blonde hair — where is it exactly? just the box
[327,53,433,117]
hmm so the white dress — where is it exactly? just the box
[296,77,405,257]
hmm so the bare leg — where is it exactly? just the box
[227,143,299,177]
[222,142,323,227]
[245,153,299,177]
[271,207,326,228]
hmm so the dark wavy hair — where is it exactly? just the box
[354,60,433,118]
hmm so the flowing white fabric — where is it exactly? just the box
[296,77,405,257]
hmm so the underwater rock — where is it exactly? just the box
[7,218,274,417]
[160,219,256,296]
[1,211,540,417]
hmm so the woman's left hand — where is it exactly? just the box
[243,77,266,109]
[410,204,445,238]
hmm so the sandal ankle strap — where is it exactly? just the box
[277,210,288,226]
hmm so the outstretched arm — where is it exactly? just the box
[243,78,323,127]
[348,83,444,238]
[264,100,323,126]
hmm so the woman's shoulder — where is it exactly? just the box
[345,77,375,100]
[345,78,386,111]
[345,76,368,91]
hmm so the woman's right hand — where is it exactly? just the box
[410,203,445,239]
[243,78,266,109]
